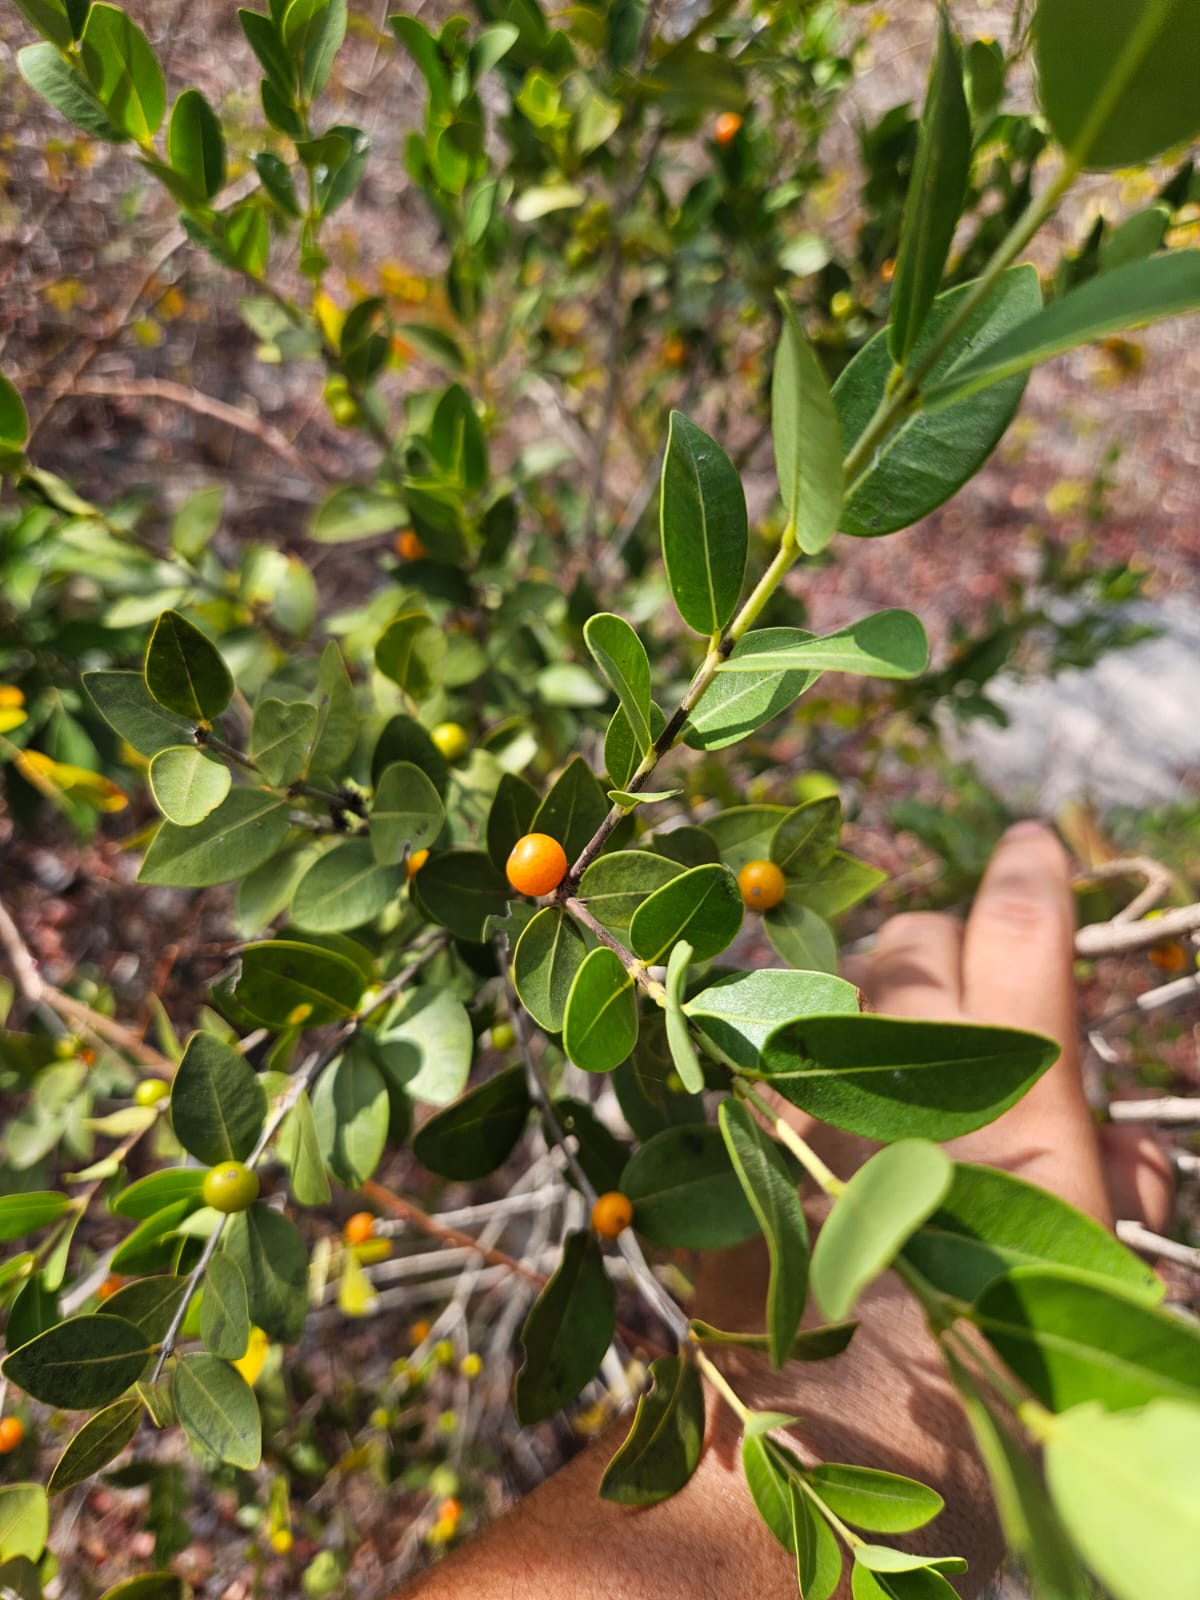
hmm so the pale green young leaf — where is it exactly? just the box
[763,901,838,974]
[277,1090,331,1206]
[0,1484,48,1564]
[685,968,859,1072]
[148,746,231,825]
[311,1045,389,1188]
[372,985,473,1107]
[663,940,703,1095]
[18,43,126,142]
[812,1140,952,1319]
[80,3,165,141]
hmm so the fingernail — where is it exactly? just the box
[1002,819,1047,841]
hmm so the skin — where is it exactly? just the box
[396,824,1171,1600]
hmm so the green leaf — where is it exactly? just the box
[374,610,445,701]
[372,985,473,1107]
[584,613,654,756]
[660,411,748,635]
[771,796,841,878]
[310,640,359,773]
[661,939,703,1096]
[512,906,588,1031]
[171,1032,266,1165]
[514,1230,615,1424]
[808,1465,943,1534]
[925,252,1200,410]
[685,968,859,1072]
[771,299,843,555]
[80,2,164,140]
[412,1065,531,1180]
[254,149,301,215]
[941,1344,1092,1600]
[291,840,402,932]
[904,1162,1163,1304]
[234,939,365,1026]
[48,1396,142,1495]
[224,1203,309,1344]
[371,760,444,865]
[250,697,318,787]
[1034,0,1200,170]
[412,848,510,943]
[599,1356,705,1506]
[95,1577,189,1600]
[85,670,195,757]
[621,1125,760,1249]
[791,1477,843,1600]
[531,756,609,862]
[0,1191,70,1242]
[685,630,822,751]
[2,1314,151,1408]
[109,1198,194,1276]
[277,1091,331,1206]
[889,6,970,365]
[811,1139,952,1319]
[12,0,75,48]
[713,610,928,681]
[148,746,231,826]
[690,1319,858,1364]
[835,265,1042,536]
[760,1014,1058,1141]
[790,852,887,920]
[167,88,225,200]
[173,1353,261,1470]
[240,6,295,91]
[851,1561,961,1600]
[111,1170,206,1221]
[972,1265,1200,1412]
[763,900,838,974]
[608,787,682,810]
[629,863,742,964]
[719,1100,809,1366]
[0,1485,48,1564]
[7,1275,59,1350]
[485,771,540,873]
[311,1046,389,1188]
[0,374,29,451]
[18,43,126,142]
[578,851,686,931]
[285,0,346,98]
[98,1276,189,1341]
[200,1254,250,1361]
[605,700,667,787]
[1044,1399,1200,1600]
[311,484,405,543]
[144,611,232,722]
[562,947,638,1073]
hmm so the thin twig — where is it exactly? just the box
[1071,855,1176,924]
[64,377,330,487]
[1108,1097,1200,1125]
[1115,1219,1200,1273]
[1076,903,1200,958]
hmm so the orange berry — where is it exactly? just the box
[0,1418,24,1454]
[663,334,688,368]
[714,111,742,146]
[409,1318,432,1344]
[344,1211,375,1245]
[591,1191,634,1238]
[395,529,426,561]
[407,847,429,880]
[97,1274,125,1302]
[738,858,786,912]
[506,833,569,898]
[881,257,896,284]
[438,1498,462,1523]
[1148,940,1188,975]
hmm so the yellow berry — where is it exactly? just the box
[460,1352,482,1379]
[270,1528,294,1555]
[201,1160,260,1214]
[591,1191,634,1239]
[506,833,568,898]
[133,1078,169,1107]
[737,859,786,912]
[430,722,469,762]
